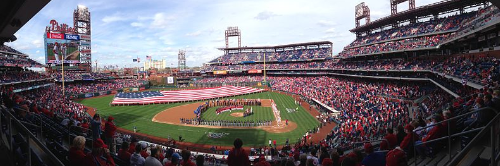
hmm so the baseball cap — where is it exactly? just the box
[93,138,108,149]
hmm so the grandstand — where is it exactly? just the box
[1,0,500,166]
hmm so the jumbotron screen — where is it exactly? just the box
[44,32,82,64]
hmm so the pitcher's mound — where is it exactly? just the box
[230,112,244,117]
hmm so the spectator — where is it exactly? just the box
[130,144,145,166]
[195,155,204,166]
[380,128,398,150]
[105,116,117,154]
[145,147,162,166]
[69,136,86,166]
[361,143,385,166]
[165,153,180,166]
[180,150,196,166]
[91,114,102,140]
[83,138,115,166]
[118,142,131,163]
[386,147,407,166]
[400,124,418,157]
[227,138,250,166]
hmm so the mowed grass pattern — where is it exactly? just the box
[200,106,274,122]
[77,91,319,146]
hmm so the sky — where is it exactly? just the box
[6,0,440,68]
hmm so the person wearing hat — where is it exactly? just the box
[361,143,385,166]
[386,147,407,166]
[254,155,271,166]
[83,138,115,166]
[105,116,117,154]
[165,153,180,166]
[400,124,418,157]
[227,138,250,166]
[130,143,145,166]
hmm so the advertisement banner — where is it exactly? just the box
[213,70,227,75]
[167,77,174,84]
[85,93,94,98]
[64,34,80,40]
[132,88,139,92]
[80,49,91,54]
[80,41,90,46]
[248,69,262,74]
[80,34,91,40]
[46,32,65,39]
[99,91,107,96]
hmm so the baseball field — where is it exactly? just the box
[77,91,320,147]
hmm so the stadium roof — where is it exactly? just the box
[0,0,50,44]
[218,41,332,51]
[350,0,488,33]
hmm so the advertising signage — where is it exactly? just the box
[213,70,227,75]
[46,32,64,39]
[248,69,262,74]
[64,34,80,40]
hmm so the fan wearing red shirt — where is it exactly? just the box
[380,128,398,150]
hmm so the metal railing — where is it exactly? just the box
[410,107,498,166]
[0,106,65,166]
[448,108,500,166]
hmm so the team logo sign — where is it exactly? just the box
[207,132,229,139]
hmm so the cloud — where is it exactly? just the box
[32,40,43,48]
[186,31,202,37]
[130,22,144,27]
[325,28,336,34]
[254,11,278,20]
[317,20,337,27]
[102,13,128,23]
[151,13,175,29]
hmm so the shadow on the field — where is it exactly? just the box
[192,127,268,150]
[112,112,142,126]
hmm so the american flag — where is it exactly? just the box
[111,86,265,105]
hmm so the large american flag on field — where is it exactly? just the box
[111,86,265,105]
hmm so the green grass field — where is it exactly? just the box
[76,91,319,147]
[200,106,274,122]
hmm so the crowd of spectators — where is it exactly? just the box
[346,12,475,48]
[194,76,264,84]
[63,79,146,94]
[0,45,25,55]
[52,72,110,80]
[0,70,50,84]
[209,47,332,64]
[338,6,500,57]
[0,55,43,68]
[201,53,500,86]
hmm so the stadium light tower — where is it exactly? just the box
[178,50,186,71]
[354,2,371,37]
[390,0,415,15]
[225,27,241,49]
[354,2,371,29]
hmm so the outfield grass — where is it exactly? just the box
[200,106,274,122]
[76,91,319,147]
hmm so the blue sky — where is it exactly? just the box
[6,0,438,68]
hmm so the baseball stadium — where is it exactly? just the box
[1,0,500,166]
